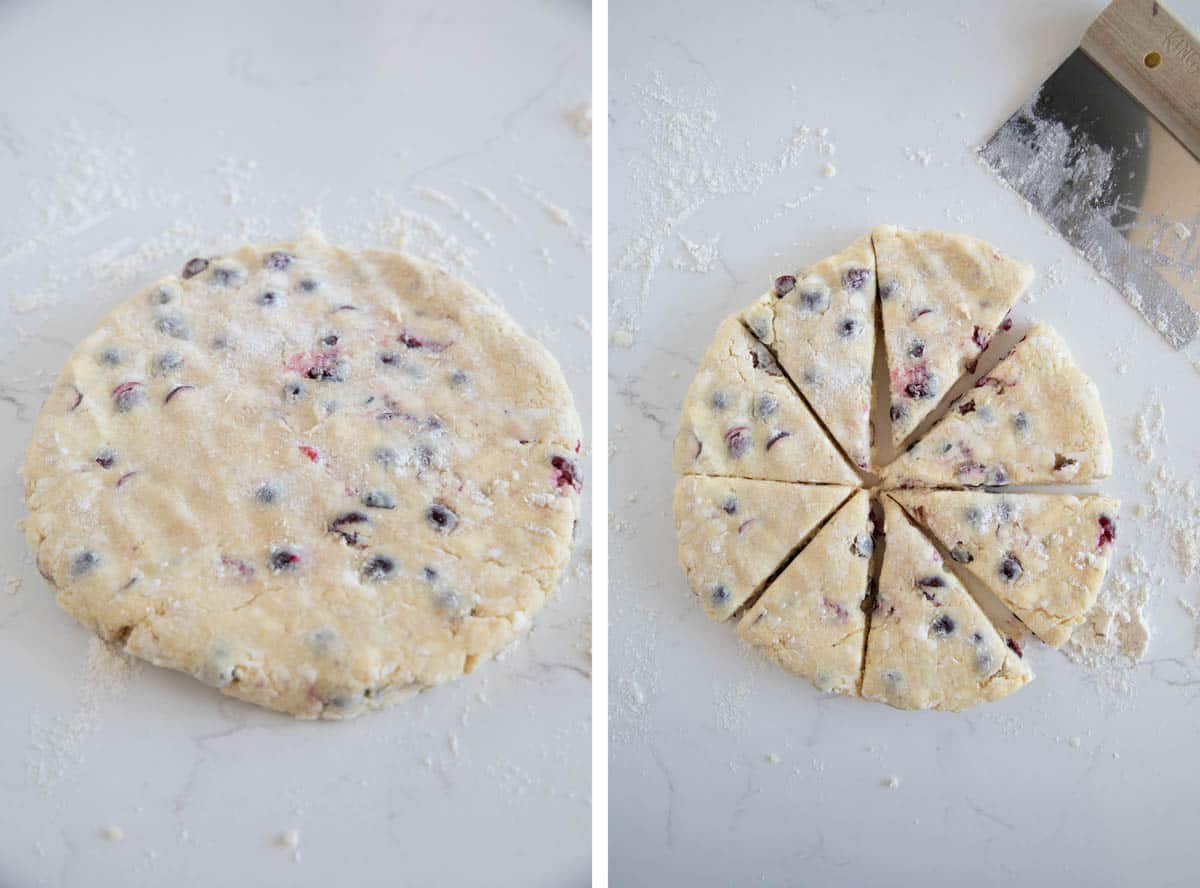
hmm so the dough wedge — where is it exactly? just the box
[673,477,851,621]
[861,497,1032,711]
[738,490,874,695]
[741,235,876,471]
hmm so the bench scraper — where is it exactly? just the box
[981,0,1200,348]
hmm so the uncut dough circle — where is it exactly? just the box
[23,234,582,719]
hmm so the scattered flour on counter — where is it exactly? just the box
[276,828,301,863]
[463,182,520,225]
[3,121,586,338]
[1107,340,1131,375]
[565,101,592,141]
[611,328,635,349]
[12,290,49,314]
[904,147,934,166]
[532,320,561,344]
[942,202,974,227]
[1144,460,1200,654]
[1149,465,1200,580]
[215,156,258,208]
[0,122,184,314]
[335,192,479,278]
[75,219,206,295]
[0,236,40,269]
[1025,258,1065,305]
[672,234,721,273]
[1062,394,1195,696]
[28,638,139,791]
[415,186,496,245]
[713,678,753,733]
[1180,597,1200,655]
[1064,552,1154,699]
[1133,395,1166,464]
[1122,396,1200,656]
[610,605,662,745]
[751,185,823,233]
[516,177,590,254]
[881,776,900,789]
[611,69,835,343]
[26,122,140,239]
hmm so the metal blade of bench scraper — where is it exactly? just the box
[981,48,1200,349]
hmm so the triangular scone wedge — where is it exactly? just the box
[741,235,876,471]
[873,225,1033,449]
[889,490,1120,648]
[884,323,1112,488]
[674,478,852,622]
[861,498,1032,711]
[738,489,874,694]
[672,316,859,484]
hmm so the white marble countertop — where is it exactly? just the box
[609,0,1200,885]
[0,1,591,885]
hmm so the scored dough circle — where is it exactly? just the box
[674,228,1116,711]
[23,234,583,719]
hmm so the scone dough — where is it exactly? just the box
[890,490,1120,647]
[874,225,1033,448]
[861,498,1032,711]
[24,233,582,719]
[673,316,858,484]
[673,478,851,621]
[673,227,1116,713]
[885,323,1112,488]
[738,490,874,695]
[741,235,876,471]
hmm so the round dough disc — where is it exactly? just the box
[23,234,582,719]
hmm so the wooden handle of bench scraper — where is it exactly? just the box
[1080,0,1200,160]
